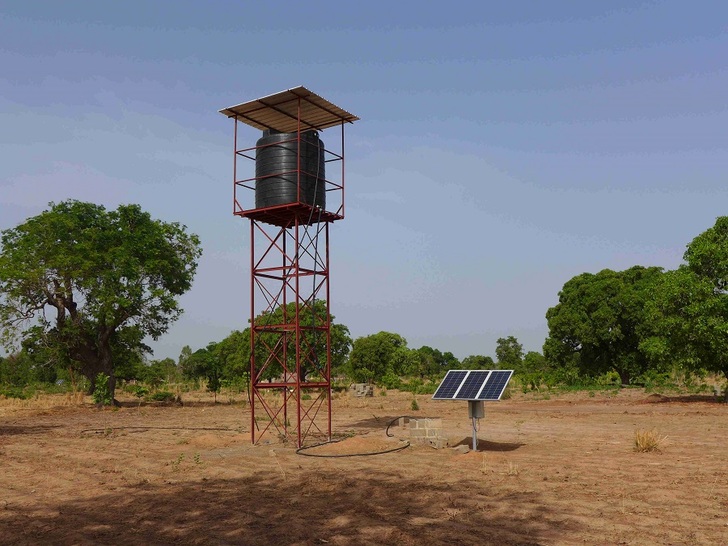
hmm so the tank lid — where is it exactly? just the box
[219,86,359,133]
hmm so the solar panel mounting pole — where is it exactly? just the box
[468,400,484,451]
[472,416,478,451]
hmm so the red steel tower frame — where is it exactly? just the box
[219,87,358,447]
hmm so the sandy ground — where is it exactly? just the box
[0,387,727,545]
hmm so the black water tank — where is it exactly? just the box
[255,130,326,209]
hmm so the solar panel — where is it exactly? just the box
[455,370,490,399]
[432,370,468,399]
[477,370,513,400]
[432,369,513,401]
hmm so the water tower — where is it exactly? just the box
[219,87,358,447]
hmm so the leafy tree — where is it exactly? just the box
[390,346,422,377]
[414,346,440,378]
[495,336,524,369]
[178,345,194,377]
[0,200,202,402]
[144,357,179,387]
[521,351,548,374]
[442,351,460,371]
[0,351,34,386]
[184,343,223,401]
[645,217,728,389]
[519,351,550,390]
[415,346,459,377]
[684,216,728,291]
[461,354,495,370]
[544,266,663,385]
[348,331,406,383]
[215,329,250,384]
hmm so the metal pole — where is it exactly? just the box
[233,118,238,216]
[472,417,478,451]
[340,122,345,218]
[282,227,288,438]
[325,221,332,441]
[295,217,302,448]
[250,219,256,444]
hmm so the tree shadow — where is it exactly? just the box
[348,415,411,431]
[639,393,724,405]
[0,469,574,545]
[452,437,525,452]
[115,400,243,409]
[666,394,724,404]
[0,424,61,437]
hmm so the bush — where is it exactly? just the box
[380,371,402,390]
[640,369,674,392]
[149,391,176,402]
[92,373,113,406]
[128,384,149,399]
[0,385,30,399]
[518,372,543,392]
[331,381,349,393]
[596,371,621,387]
[399,378,438,395]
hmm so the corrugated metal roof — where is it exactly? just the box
[219,86,359,133]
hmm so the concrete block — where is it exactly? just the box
[349,383,373,397]
[428,437,448,449]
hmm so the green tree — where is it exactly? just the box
[644,217,728,389]
[461,355,495,370]
[684,216,728,291]
[521,351,548,374]
[215,330,250,382]
[144,357,179,387]
[178,345,194,377]
[184,343,223,401]
[390,346,422,377]
[544,266,663,385]
[0,351,34,387]
[0,201,202,402]
[519,351,550,390]
[495,336,523,369]
[348,331,406,383]
[415,346,459,377]
[442,351,460,371]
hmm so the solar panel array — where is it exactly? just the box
[432,370,514,401]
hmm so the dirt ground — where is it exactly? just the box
[1,387,726,545]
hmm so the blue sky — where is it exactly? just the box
[1,1,726,361]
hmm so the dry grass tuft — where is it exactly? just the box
[634,429,667,452]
